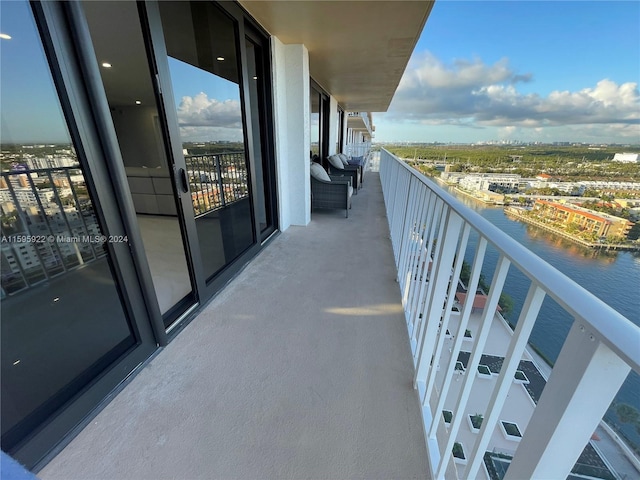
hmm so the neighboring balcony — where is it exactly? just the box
[37,151,640,480]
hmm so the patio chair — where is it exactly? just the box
[310,162,353,218]
[338,153,366,185]
[327,154,360,192]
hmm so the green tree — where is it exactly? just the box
[498,293,514,316]
[616,403,640,424]
[460,261,471,286]
[627,223,640,241]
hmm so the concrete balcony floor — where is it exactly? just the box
[40,172,430,480]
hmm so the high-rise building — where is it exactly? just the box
[1,2,637,480]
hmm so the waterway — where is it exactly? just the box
[447,188,640,452]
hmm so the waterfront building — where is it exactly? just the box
[533,200,634,238]
[1,2,638,480]
[449,173,522,193]
[612,153,639,163]
[578,180,640,192]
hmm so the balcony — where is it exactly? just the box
[37,151,640,480]
[39,168,429,479]
[379,149,640,479]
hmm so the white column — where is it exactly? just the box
[327,96,338,156]
[271,38,310,229]
[505,321,631,480]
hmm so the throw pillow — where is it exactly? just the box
[310,162,331,182]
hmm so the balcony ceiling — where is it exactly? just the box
[239,0,434,112]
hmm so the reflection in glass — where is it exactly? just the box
[245,37,274,236]
[310,89,320,158]
[82,0,194,321]
[159,1,254,282]
[0,0,135,452]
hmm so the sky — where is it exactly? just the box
[1,1,638,146]
[375,1,640,144]
[0,0,71,144]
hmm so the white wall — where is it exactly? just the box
[271,38,310,230]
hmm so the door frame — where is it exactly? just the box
[141,1,277,310]
[243,23,279,242]
[11,2,158,470]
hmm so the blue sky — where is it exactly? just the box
[1,1,638,145]
[376,1,640,144]
[0,0,70,144]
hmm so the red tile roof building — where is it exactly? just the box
[533,200,634,238]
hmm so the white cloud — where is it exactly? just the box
[174,92,243,142]
[385,52,640,141]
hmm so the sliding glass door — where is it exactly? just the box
[156,1,255,284]
[81,1,197,328]
[144,0,278,297]
[1,1,155,468]
[1,0,278,468]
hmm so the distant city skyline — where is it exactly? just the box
[375,1,640,144]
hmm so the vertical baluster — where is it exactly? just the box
[408,198,441,342]
[400,187,430,306]
[410,200,446,348]
[505,321,630,480]
[396,176,418,286]
[414,210,464,389]
[424,223,471,404]
[436,254,510,480]
[430,237,487,438]
[464,284,546,478]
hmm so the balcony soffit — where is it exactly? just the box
[239,0,434,112]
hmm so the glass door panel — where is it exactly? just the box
[82,1,196,325]
[245,36,276,239]
[0,0,137,454]
[158,1,255,283]
[310,89,320,159]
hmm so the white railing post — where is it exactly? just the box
[407,196,439,337]
[378,149,640,480]
[424,224,471,406]
[409,199,444,347]
[436,255,510,480]
[399,184,428,301]
[464,284,546,478]
[505,321,631,480]
[414,210,464,388]
[397,178,417,286]
[429,237,488,438]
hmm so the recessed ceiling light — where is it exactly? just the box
[216,56,225,61]
[102,62,112,68]
[0,33,11,40]
[135,100,142,105]
[253,76,258,80]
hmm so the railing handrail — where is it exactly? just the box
[1,165,81,176]
[381,147,638,479]
[184,151,244,159]
[382,148,640,372]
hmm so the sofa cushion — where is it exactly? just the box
[310,162,331,181]
[328,155,344,170]
[338,153,350,166]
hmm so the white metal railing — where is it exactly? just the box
[379,149,640,480]
[345,142,371,160]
